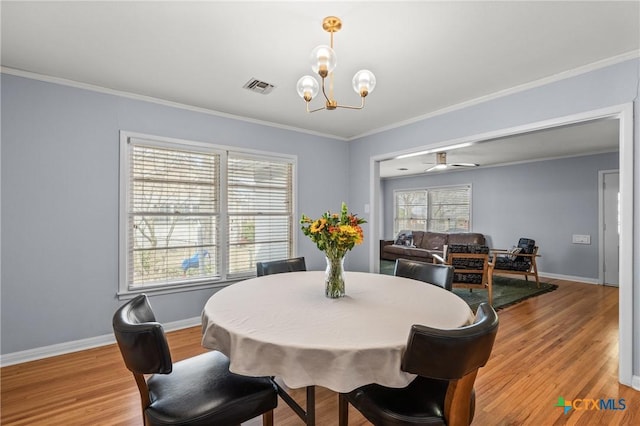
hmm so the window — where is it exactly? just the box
[393,185,471,235]
[119,132,295,295]
[394,190,427,233]
[227,154,293,278]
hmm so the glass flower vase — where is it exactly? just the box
[325,254,346,298]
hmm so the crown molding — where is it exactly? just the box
[352,50,640,140]
[2,49,637,143]
[0,66,348,141]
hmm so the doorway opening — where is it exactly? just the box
[368,103,634,386]
[600,170,620,287]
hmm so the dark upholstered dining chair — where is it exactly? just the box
[339,302,499,426]
[256,256,306,276]
[393,258,454,291]
[112,294,277,426]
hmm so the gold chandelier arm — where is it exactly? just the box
[335,97,366,110]
[321,77,332,103]
[306,103,326,113]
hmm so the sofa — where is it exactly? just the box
[381,231,486,263]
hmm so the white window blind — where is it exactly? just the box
[394,190,428,234]
[428,186,471,232]
[227,154,293,278]
[127,141,220,289]
[120,132,296,295]
[393,185,471,235]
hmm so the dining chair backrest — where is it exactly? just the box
[256,257,306,276]
[401,302,499,380]
[112,294,172,375]
[393,258,454,291]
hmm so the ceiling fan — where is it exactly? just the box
[423,152,479,172]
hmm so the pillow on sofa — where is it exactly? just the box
[394,231,413,246]
[411,231,424,248]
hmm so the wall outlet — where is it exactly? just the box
[572,234,591,244]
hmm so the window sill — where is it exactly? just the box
[117,277,249,300]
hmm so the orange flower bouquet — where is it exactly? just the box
[300,202,366,297]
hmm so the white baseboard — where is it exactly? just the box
[0,317,201,367]
[632,375,640,391]
[537,271,600,285]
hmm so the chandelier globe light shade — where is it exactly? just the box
[310,45,337,78]
[298,16,376,113]
[296,76,320,102]
[352,70,376,97]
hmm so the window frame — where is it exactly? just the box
[226,151,295,280]
[118,131,297,298]
[392,184,472,236]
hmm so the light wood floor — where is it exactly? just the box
[2,278,638,425]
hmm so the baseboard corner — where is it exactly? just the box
[632,375,640,391]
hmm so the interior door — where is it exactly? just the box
[603,172,619,287]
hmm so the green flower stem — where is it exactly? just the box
[325,253,346,298]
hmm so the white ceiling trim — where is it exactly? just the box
[381,147,620,181]
[375,101,628,176]
[2,49,637,143]
[354,50,640,140]
[0,66,349,141]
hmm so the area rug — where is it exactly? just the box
[379,260,557,311]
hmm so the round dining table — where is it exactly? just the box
[201,271,473,395]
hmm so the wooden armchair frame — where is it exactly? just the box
[433,252,494,305]
[490,246,540,287]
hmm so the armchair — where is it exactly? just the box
[490,238,540,287]
[433,244,494,305]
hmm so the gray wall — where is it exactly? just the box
[1,57,639,379]
[0,74,350,354]
[382,152,619,280]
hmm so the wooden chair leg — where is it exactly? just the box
[531,254,540,288]
[444,370,478,426]
[133,373,151,426]
[338,393,349,426]
[262,410,274,426]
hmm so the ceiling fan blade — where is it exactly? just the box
[425,164,448,172]
[424,152,478,171]
[449,162,479,167]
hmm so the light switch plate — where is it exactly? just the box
[572,234,591,244]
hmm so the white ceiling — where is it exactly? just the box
[1,1,637,175]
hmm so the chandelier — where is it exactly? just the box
[296,16,376,112]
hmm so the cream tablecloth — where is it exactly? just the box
[201,271,473,393]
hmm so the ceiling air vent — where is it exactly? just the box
[243,78,275,95]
